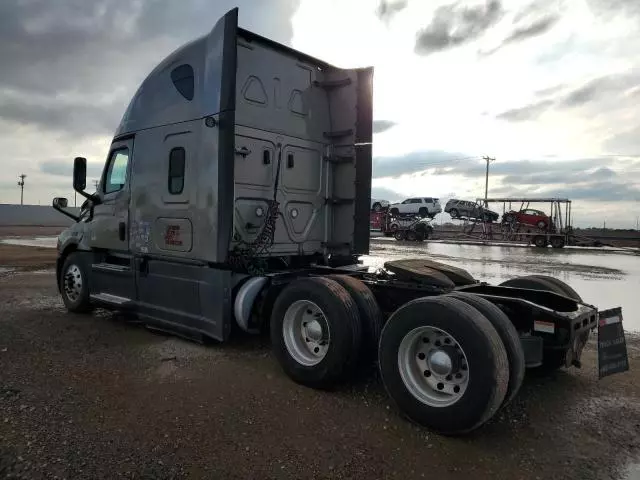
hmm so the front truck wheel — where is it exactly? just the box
[499,275,584,371]
[445,292,525,408]
[378,296,509,435]
[270,277,362,389]
[60,252,92,313]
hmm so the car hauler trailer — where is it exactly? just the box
[52,8,627,435]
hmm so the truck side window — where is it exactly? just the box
[104,149,129,194]
[171,64,194,101]
[168,147,185,194]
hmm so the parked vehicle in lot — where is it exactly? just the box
[444,199,499,222]
[51,8,624,436]
[389,197,441,218]
[503,209,552,229]
[371,198,390,212]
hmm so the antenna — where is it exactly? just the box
[17,174,27,205]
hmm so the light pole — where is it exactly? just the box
[482,156,495,206]
[17,174,26,205]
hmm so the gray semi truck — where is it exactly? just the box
[52,8,625,435]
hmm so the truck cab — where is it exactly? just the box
[53,8,373,342]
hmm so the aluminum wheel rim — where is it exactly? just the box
[282,300,330,366]
[398,326,469,407]
[63,264,83,302]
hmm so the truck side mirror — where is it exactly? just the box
[52,197,68,209]
[73,157,87,191]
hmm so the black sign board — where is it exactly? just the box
[598,307,629,379]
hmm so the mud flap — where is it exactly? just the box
[597,307,629,379]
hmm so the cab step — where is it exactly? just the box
[90,293,133,307]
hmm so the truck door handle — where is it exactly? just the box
[235,147,251,158]
[119,222,126,241]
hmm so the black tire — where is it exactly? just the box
[329,275,383,360]
[445,292,524,407]
[536,220,547,230]
[378,296,509,435]
[533,235,548,248]
[406,230,418,241]
[270,277,362,389]
[550,236,565,249]
[60,252,92,313]
[390,208,399,215]
[450,208,459,218]
[524,275,582,301]
[499,275,559,293]
[418,207,428,217]
[394,230,406,241]
[372,202,382,212]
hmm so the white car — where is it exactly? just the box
[370,198,390,212]
[389,197,442,218]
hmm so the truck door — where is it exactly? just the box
[90,138,133,252]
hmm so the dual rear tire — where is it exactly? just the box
[271,277,525,435]
[378,295,522,435]
[269,276,382,389]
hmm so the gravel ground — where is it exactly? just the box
[1,250,640,479]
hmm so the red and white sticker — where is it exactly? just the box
[534,320,555,334]
[599,315,621,326]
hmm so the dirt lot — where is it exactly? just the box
[1,245,640,479]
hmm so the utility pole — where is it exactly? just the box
[482,156,495,206]
[17,174,26,205]
[93,179,100,191]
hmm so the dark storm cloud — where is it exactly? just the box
[414,0,502,55]
[0,95,121,136]
[373,150,471,178]
[40,160,104,179]
[0,0,300,137]
[373,120,398,134]
[376,0,408,21]
[496,71,640,121]
[374,150,640,202]
[493,180,640,201]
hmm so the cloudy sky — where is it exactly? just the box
[1,0,639,227]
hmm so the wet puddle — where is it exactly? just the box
[1,236,57,248]
[366,239,640,331]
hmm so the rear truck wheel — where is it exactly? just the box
[536,220,547,229]
[449,208,459,218]
[445,292,525,408]
[523,275,582,301]
[378,296,509,435]
[329,275,383,361]
[533,235,548,248]
[60,252,92,313]
[406,230,418,241]
[550,236,565,249]
[498,276,582,372]
[418,207,428,217]
[372,202,382,212]
[500,275,581,300]
[270,277,362,389]
[394,230,406,241]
